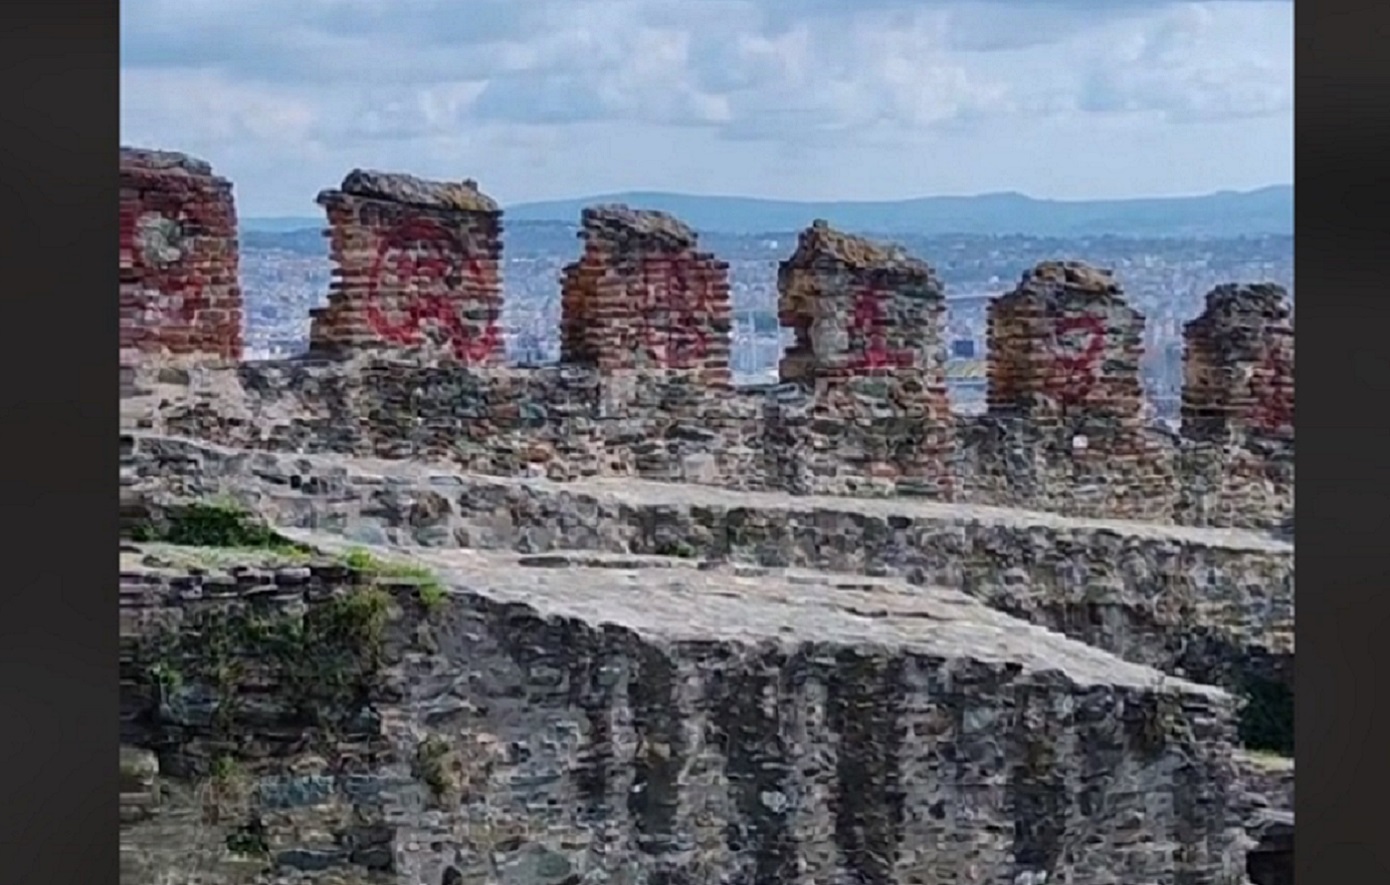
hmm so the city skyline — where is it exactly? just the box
[120,0,1292,217]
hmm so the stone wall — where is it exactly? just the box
[958,262,1174,520]
[129,345,1290,529]
[119,147,243,362]
[119,533,1250,885]
[560,205,732,385]
[122,157,1294,530]
[308,170,504,366]
[125,433,1294,703]
[772,222,955,498]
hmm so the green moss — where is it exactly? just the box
[145,661,183,695]
[341,548,446,611]
[128,500,307,553]
[418,582,447,610]
[141,586,392,734]
[211,754,242,784]
[413,735,456,801]
[225,819,269,858]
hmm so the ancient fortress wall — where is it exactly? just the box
[119,148,243,362]
[307,170,504,365]
[122,157,1294,531]
[119,542,1249,885]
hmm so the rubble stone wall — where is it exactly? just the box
[560,205,732,385]
[132,349,1291,529]
[119,537,1249,885]
[124,434,1294,700]
[119,147,243,362]
[307,170,504,366]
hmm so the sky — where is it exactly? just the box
[119,0,1293,217]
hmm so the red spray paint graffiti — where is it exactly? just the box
[364,218,500,364]
[1052,314,1107,401]
[1249,347,1292,432]
[637,258,711,366]
[846,284,913,371]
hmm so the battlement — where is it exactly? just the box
[119,147,243,362]
[305,169,505,365]
[119,153,1294,531]
[560,203,732,383]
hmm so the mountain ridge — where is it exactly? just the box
[243,184,1291,238]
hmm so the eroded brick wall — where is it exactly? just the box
[1174,284,1295,529]
[119,147,243,362]
[961,261,1175,519]
[1183,284,1294,445]
[986,261,1146,424]
[308,170,504,366]
[772,221,954,497]
[559,205,731,385]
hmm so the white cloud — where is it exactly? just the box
[1076,3,1293,122]
[119,0,1293,212]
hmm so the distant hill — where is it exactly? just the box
[242,185,1291,239]
[503,186,1292,238]
[241,216,324,233]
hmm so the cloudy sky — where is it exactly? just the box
[120,0,1292,217]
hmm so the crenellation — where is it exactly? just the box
[120,154,1294,530]
[774,221,955,498]
[964,261,1178,520]
[1182,283,1294,445]
[307,169,505,366]
[119,146,244,363]
[560,204,732,384]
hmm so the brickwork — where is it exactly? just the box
[774,221,954,497]
[1182,283,1295,444]
[971,261,1174,518]
[559,205,732,384]
[987,261,1146,424]
[119,147,243,362]
[120,156,1294,529]
[308,170,504,366]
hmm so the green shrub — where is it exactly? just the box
[129,500,306,551]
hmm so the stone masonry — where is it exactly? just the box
[1182,284,1295,445]
[308,170,504,366]
[964,262,1174,520]
[771,221,954,498]
[560,205,732,385]
[125,434,1293,705]
[119,147,243,362]
[122,159,1292,529]
[119,533,1249,885]
[117,153,1295,885]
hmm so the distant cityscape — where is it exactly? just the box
[240,223,1293,423]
